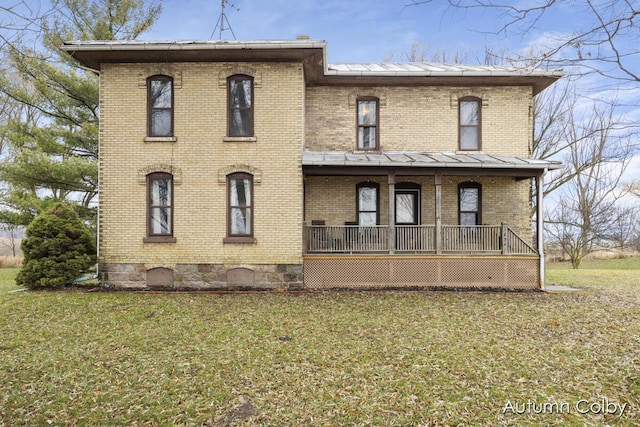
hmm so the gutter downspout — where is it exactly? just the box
[537,169,547,289]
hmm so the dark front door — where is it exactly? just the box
[395,183,421,251]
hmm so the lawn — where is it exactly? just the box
[0,258,638,426]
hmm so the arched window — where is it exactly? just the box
[147,75,173,137]
[228,75,254,137]
[356,182,380,226]
[227,173,254,237]
[356,97,379,150]
[459,97,481,150]
[458,182,482,225]
[146,172,174,240]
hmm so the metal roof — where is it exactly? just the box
[61,39,562,94]
[327,62,560,78]
[302,150,563,171]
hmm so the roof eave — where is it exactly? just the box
[60,40,327,71]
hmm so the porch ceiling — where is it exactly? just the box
[302,150,563,177]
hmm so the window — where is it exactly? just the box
[356,182,379,226]
[147,75,173,137]
[459,182,481,225]
[228,75,254,137]
[357,97,379,150]
[146,172,174,242]
[459,97,481,150]
[227,173,253,239]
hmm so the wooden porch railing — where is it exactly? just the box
[304,224,537,255]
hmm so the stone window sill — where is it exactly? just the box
[223,136,257,143]
[223,236,257,244]
[143,236,177,243]
[144,136,178,143]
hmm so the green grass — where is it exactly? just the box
[0,258,638,426]
[0,267,21,293]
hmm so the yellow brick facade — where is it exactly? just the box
[305,86,533,156]
[99,62,305,287]
[97,52,542,289]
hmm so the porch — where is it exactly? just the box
[303,224,540,290]
[303,223,537,255]
[301,150,562,290]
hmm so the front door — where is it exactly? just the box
[395,183,421,251]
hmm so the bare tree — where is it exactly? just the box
[626,181,640,197]
[0,223,22,257]
[605,205,639,251]
[406,1,640,87]
[532,81,637,194]
[545,100,634,268]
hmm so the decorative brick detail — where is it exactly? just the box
[138,67,182,88]
[348,90,387,106]
[218,65,262,86]
[449,90,490,108]
[137,164,183,184]
[217,164,262,183]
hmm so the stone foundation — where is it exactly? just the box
[99,263,304,291]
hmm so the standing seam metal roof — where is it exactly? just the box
[301,150,563,170]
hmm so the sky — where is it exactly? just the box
[142,0,569,63]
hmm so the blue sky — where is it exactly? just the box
[144,0,569,63]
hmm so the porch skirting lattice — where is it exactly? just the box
[303,255,540,290]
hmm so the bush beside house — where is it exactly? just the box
[16,203,96,289]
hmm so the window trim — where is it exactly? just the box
[225,172,256,243]
[144,172,176,243]
[227,74,254,138]
[458,182,482,226]
[356,182,380,225]
[356,97,380,151]
[458,96,481,151]
[147,75,174,138]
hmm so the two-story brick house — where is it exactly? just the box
[61,39,562,291]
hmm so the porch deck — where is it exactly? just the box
[304,224,537,255]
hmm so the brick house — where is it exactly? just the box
[61,39,562,291]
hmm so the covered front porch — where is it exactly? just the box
[301,150,562,290]
[304,223,536,255]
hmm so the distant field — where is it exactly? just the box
[0,257,638,426]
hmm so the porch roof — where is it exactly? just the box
[302,150,563,176]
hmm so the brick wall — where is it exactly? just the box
[100,60,536,288]
[305,85,533,156]
[99,62,305,285]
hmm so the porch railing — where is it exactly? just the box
[304,224,537,255]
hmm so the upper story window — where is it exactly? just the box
[228,75,254,137]
[459,182,481,226]
[147,75,173,137]
[356,182,380,226]
[459,97,481,150]
[145,172,175,242]
[357,97,379,150]
[227,173,254,238]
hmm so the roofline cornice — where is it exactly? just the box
[61,39,561,94]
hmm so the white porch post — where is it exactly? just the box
[537,170,546,289]
[388,171,395,254]
[435,171,442,254]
